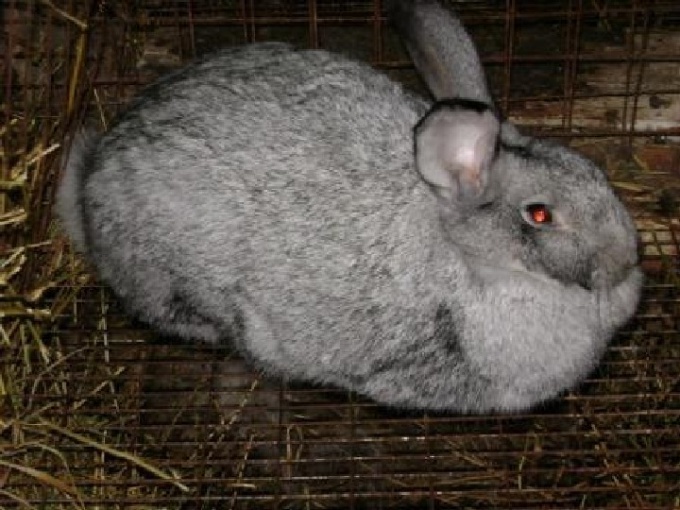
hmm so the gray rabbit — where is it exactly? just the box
[56,0,642,412]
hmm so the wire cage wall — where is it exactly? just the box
[1,0,679,508]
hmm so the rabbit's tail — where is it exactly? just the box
[55,131,98,253]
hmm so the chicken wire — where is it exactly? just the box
[1,0,679,509]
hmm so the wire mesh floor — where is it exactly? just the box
[2,0,680,508]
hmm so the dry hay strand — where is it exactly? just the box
[1,2,193,506]
[0,151,190,505]
[2,2,678,507]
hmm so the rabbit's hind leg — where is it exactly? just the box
[121,282,229,346]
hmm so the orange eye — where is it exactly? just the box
[525,203,552,225]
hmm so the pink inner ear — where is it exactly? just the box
[456,148,479,169]
[416,103,500,201]
[449,130,493,194]
[461,171,480,192]
[456,160,481,193]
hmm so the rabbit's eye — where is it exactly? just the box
[523,203,553,226]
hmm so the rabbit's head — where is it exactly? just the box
[392,0,640,296]
[414,99,639,295]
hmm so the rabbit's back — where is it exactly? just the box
[79,43,434,361]
[90,42,429,242]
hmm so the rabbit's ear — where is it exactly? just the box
[415,100,499,203]
[387,0,493,105]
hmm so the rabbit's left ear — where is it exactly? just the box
[415,100,499,204]
[388,0,493,105]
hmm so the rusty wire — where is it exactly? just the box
[1,0,679,508]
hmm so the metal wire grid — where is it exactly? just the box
[22,272,680,506]
[1,0,679,508]
[6,1,680,137]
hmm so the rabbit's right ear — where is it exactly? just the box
[415,100,500,204]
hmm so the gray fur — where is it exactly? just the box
[387,0,494,104]
[57,6,641,413]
